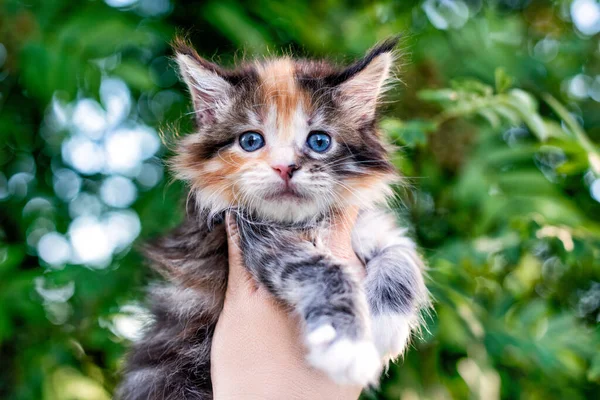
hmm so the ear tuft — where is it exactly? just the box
[172,37,232,126]
[327,36,400,87]
[329,37,400,120]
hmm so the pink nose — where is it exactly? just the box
[272,164,299,181]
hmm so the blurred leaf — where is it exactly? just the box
[418,88,458,103]
[203,0,271,53]
[495,68,513,94]
[113,61,155,92]
[381,118,434,148]
[0,245,25,276]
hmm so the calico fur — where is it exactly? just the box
[117,37,429,400]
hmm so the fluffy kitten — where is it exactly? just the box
[117,37,429,400]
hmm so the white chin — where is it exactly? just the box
[254,197,324,222]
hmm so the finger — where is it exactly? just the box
[330,205,359,238]
[225,213,242,266]
[225,213,254,294]
[327,206,360,261]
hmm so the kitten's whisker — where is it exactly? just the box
[216,147,240,168]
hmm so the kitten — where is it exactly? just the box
[117,37,429,400]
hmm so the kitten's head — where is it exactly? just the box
[172,38,399,223]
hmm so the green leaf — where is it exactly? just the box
[113,61,155,92]
[417,89,459,103]
[491,103,521,125]
[451,79,494,97]
[507,89,538,112]
[477,108,501,128]
[523,113,549,141]
[381,119,434,148]
[0,245,25,276]
[494,68,513,93]
[588,353,600,381]
[203,0,272,53]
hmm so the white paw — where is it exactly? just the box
[371,313,411,362]
[306,325,382,386]
[307,324,337,346]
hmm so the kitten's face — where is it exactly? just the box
[173,39,398,222]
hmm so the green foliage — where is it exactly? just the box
[1,0,599,399]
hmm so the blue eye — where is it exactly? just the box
[239,131,265,152]
[306,131,331,153]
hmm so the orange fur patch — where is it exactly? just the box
[255,59,310,139]
[186,148,274,206]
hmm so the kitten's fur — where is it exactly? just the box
[117,37,429,400]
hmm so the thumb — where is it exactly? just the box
[225,213,254,294]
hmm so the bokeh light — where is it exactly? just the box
[37,232,71,266]
[571,0,600,35]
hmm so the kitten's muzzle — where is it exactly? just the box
[272,163,300,183]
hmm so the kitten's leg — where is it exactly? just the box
[117,284,222,400]
[238,220,382,386]
[352,210,429,363]
[118,217,228,400]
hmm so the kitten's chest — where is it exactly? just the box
[298,226,327,247]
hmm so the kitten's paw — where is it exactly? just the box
[306,325,382,386]
[307,324,337,346]
[371,313,411,362]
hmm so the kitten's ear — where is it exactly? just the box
[173,39,232,126]
[331,37,398,120]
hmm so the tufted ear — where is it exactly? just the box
[329,37,398,121]
[173,39,233,126]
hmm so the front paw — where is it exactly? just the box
[305,324,382,386]
[371,313,411,362]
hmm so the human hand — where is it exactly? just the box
[211,209,364,400]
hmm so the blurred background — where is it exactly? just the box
[1,0,599,399]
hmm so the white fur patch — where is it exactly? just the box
[352,210,415,262]
[306,325,382,386]
[307,324,337,346]
[371,313,411,363]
